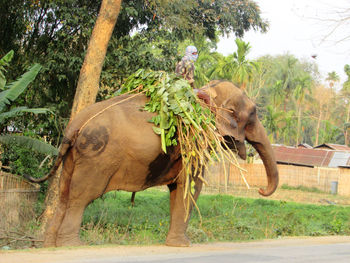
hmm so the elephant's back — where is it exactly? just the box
[65,93,150,138]
[69,93,161,160]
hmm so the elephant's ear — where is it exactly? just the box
[215,99,241,141]
[196,87,218,112]
[206,86,217,101]
[196,89,211,105]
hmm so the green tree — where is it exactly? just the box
[318,120,342,144]
[205,52,231,80]
[0,50,57,156]
[230,38,259,90]
[1,0,269,144]
[293,74,312,145]
[326,71,340,89]
[279,110,297,145]
[201,39,259,90]
[262,105,284,143]
[269,80,284,108]
[277,55,300,111]
[341,64,350,145]
[312,84,336,146]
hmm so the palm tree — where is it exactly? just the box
[0,50,58,156]
[293,74,312,145]
[206,52,231,80]
[276,55,299,111]
[326,71,340,89]
[312,84,336,146]
[206,39,258,90]
[230,39,259,90]
[270,80,284,108]
[318,120,342,144]
[280,110,297,145]
[262,105,284,143]
[341,64,350,145]
[195,51,223,87]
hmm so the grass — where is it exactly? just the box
[280,184,328,194]
[81,189,350,246]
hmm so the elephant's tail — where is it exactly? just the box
[23,131,78,183]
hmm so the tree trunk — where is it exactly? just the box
[40,0,122,235]
[315,107,323,146]
[296,105,301,146]
[71,0,122,119]
[345,103,350,146]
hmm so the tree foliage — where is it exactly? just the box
[1,0,349,163]
[0,50,57,155]
[0,0,268,147]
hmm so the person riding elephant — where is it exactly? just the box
[175,45,198,88]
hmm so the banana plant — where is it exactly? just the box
[0,50,58,156]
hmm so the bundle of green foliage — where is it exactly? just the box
[119,69,242,218]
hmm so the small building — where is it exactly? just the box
[297,143,313,149]
[314,143,350,152]
[271,144,350,196]
[273,145,333,168]
[273,144,350,168]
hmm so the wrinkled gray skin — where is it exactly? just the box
[29,80,278,247]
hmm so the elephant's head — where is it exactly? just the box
[198,80,279,196]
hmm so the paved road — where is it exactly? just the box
[2,236,350,263]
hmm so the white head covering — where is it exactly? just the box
[182,45,198,62]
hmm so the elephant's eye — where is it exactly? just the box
[247,106,257,124]
[251,106,257,115]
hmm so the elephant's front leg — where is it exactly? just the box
[166,172,203,247]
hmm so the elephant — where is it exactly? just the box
[26,80,278,247]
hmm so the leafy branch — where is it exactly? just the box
[120,69,244,218]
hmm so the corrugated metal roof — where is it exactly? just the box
[314,143,350,152]
[273,145,334,167]
[328,151,350,168]
[297,143,313,149]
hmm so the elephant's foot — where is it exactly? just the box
[165,233,191,247]
[56,235,84,247]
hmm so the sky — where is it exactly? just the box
[216,0,350,85]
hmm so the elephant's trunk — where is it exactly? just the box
[247,121,279,196]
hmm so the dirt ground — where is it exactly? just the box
[2,236,350,263]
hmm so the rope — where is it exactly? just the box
[78,89,146,135]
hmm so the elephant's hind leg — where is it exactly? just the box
[55,164,113,247]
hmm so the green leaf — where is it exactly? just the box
[0,63,42,111]
[0,135,58,156]
[0,50,14,68]
[191,180,196,195]
[0,106,51,124]
[152,127,162,135]
[0,74,6,91]
[0,50,14,90]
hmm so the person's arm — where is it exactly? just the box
[175,61,185,76]
[187,62,195,88]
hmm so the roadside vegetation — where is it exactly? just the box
[81,189,350,246]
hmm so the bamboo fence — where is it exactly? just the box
[0,172,40,230]
[203,162,350,197]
